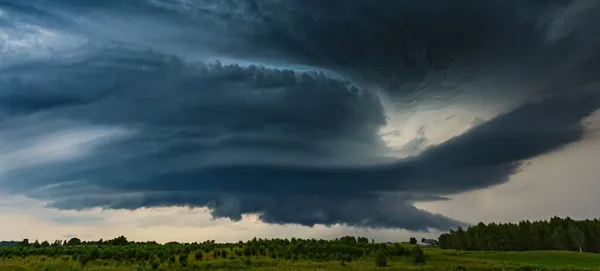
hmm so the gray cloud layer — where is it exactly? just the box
[1,0,600,231]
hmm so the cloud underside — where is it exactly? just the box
[1,0,600,231]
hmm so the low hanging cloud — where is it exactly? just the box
[1,0,600,231]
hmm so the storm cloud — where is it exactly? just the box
[1,0,600,231]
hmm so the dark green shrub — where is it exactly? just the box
[178,254,187,267]
[375,252,387,267]
[413,246,425,264]
[518,266,536,271]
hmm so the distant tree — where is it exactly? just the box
[33,240,41,248]
[552,226,568,250]
[194,251,203,260]
[41,241,50,248]
[178,254,188,267]
[437,217,600,252]
[21,239,29,246]
[413,246,425,264]
[409,237,417,245]
[518,220,533,251]
[375,252,387,267]
[79,255,91,270]
[567,223,585,252]
[457,227,468,250]
[391,243,407,256]
[108,236,128,246]
[67,237,82,246]
[339,236,357,245]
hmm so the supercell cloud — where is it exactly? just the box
[1,0,600,231]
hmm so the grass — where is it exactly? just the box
[454,250,600,269]
[1,247,599,271]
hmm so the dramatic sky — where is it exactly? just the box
[1,0,600,243]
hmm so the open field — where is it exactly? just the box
[452,250,600,269]
[1,245,599,271]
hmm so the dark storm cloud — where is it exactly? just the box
[2,0,600,230]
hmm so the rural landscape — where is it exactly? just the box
[3,0,600,270]
[1,217,599,271]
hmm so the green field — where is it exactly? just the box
[427,248,600,270]
[1,246,599,271]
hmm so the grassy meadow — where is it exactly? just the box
[1,244,599,271]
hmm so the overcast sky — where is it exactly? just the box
[1,0,600,243]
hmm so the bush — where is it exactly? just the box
[391,244,407,256]
[178,254,187,267]
[194,251,203,260]
[339,253,352,262]
[413,246,425,264]
[375,252,387,267]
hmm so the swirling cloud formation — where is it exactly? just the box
[1,0,600,231]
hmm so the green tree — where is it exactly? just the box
[518,220,533,251]
[375,252,387,267]
[437,217,600,253]
[358,237,369,244]
[552,226,568,250]
[457,227,468,250]
[67,237,82,246]
[476,222,488,250]
[178,254,188,267]
[567,223,585,252]
[413,246,425,264]
[79,255,91,271]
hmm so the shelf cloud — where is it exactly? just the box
[2,0,600,231]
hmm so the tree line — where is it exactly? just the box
[0,235,426,269]
[10,236,149,248]
[438,216,600,253]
